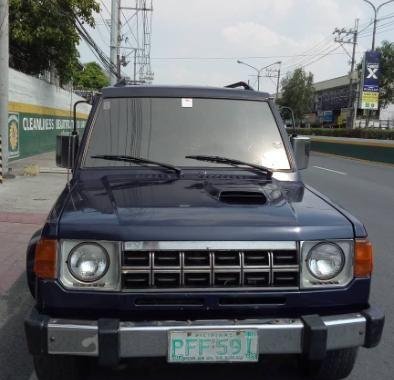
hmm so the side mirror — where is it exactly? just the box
[291,136,310,170]
[56,133,79,169]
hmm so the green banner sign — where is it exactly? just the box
[8,112,86,160]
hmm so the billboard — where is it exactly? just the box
[323,110,333,122]
[360,51,381,110]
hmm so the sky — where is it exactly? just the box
[79,0,394,93]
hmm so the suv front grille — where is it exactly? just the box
[122,242,298,290]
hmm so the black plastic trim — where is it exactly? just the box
[24,307,49,355]
[362,307,385,348]
[301,314,327,361]
[101,85,270,100]
[98,318,120,367]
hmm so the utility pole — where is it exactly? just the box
[133,49,137,84]
[108,1,154,84]
[333,20,359,128]
[361,0,394,127]
[0,0,9,178]
[116,1,121,80]
[348,19,359,129]
[275,62,282,99]
[110,0,121,84]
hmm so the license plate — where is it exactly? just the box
[168,330,259,363]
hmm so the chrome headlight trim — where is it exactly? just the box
[300,240,354,289]
[59,240,121,291]
[306,242,345,280]
[67,242,110,283]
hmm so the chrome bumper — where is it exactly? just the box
[25,308,384,366]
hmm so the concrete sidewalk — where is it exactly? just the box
[0,152,67,296]
[1,151,67,213]
[8,151,65,176]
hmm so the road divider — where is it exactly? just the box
[306,135,394,164]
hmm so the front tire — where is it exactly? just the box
[33,355,88,380]
[301,348,359,380]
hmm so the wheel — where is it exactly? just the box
[300,348,359,380]
[33,355,88,380]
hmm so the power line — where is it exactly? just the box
[99,0,111,17]
[280,16,374,70]
[121,9,140,48]
[282,42,339,70]
[300,44,344,69]
[115,0,154,83]
[98,11,110,32]
[280,35,333,67]
[359,19,394,36]
[151,51,360,62]
[281,15,380,74]
[75,17,118,76]
[279,14,388,72]
[95,23,110,46]
[359,24,394,38]
[39,3,117,76]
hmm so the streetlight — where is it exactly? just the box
[362,0,394,50]
[361,0,393,128]
[237,60,281,92]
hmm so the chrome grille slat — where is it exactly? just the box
[121,243,299,290]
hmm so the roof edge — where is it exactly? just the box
[102,84,270,100]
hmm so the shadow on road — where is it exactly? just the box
[0,274,34,380]
[87,356,306,380]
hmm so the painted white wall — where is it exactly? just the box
[9,68,91,115]
[380,104,394,122]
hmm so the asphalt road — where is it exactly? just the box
[1,152,393,380]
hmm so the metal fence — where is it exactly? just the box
[354,119,394,129]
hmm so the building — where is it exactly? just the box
[312,73,393,128]
[312,73,358,127]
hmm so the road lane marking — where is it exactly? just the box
[313,166,347,176]
[29,373,37,380]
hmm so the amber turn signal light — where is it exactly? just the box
[34,239,58,279]
[354,240,373,277]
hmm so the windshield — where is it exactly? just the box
[83,97,291,170]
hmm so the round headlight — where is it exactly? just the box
[67,243,109,282]
[307,242,345,280]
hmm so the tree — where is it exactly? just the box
[9,0,100,84]
[278,68,314,123]
[376,41,394,109]
[73,62,109,90]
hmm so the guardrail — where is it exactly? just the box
[307,136,394,164]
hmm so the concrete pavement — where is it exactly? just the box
[0,152,393,380]
[302,152,394,380]
[0,153,67,379]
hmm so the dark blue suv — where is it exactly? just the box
[25,83,384,380]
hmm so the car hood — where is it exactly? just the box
[55,173,354,241]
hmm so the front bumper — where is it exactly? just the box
[25,307,384,366]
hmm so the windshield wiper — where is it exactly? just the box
[91,155,182,176]
[185,155,273,179]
